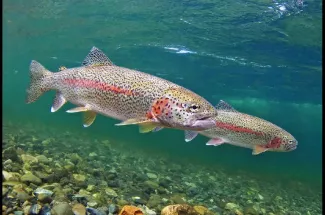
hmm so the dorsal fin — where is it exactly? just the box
[215,100,238,112]
[82,46,114,67]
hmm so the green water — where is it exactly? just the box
[3,0,322,214]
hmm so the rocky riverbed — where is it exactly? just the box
[2,121,322,215]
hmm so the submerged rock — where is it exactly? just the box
[224,203,243,215]
[108,204,119,215]
[89,152,98,157]
[87,184,96,192]
[146,173,158,179]
[2,171,21,181]
[87,207,106,215]
[2,186,9,196]
[132,196,146,205]
[105,187,118,197]
[73,174,86,183]
[161,204,199,215]
[72,203,86,215]
[118,205,143,215]
[147,195,162,208]
[34,187,54,196]
[170,194,186,204]
[29,204,42,215]
[36,155,50,164]
[159,178,171,188]
[15,189,31,202]
[3,147,21,163]
[51,202,74,215]
[21,154,38,164]
[21,173,42,185]
[39,205,51,215]
[144,181,159,191]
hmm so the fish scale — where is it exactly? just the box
[26,46,218,132]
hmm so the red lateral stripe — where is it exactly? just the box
[63,78,138,96]
[216,121,263,136]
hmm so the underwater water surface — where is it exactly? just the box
[3,0,322,214]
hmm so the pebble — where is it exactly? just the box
[21,154,38,164]
[51,202,74,215]
[29,204,42,215]
[72,203,86,215]
[105,187,118,197]
[146,173,158,179]
[36,155,50,164]
[89,152,98,157]
[73,174,86,183]
[88,201,98,207]
[39,205,51,215]
[87,207,106,215]
[225,202,241,210]
[108,204,119,214]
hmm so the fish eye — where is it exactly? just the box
[189,104,200,112]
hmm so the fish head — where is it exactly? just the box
[151,87,218,131]
[267,130,298,152]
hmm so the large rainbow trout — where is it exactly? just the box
[184,100,298,155]
[26,47,218,133]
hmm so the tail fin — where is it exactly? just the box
[26,60,52,103]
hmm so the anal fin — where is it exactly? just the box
[51,92,67,112]
[83,111,97,127]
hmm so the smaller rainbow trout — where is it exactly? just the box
[183,100,298,155]
[26,47,218,132]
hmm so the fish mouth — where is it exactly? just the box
[197,116,211,121]
[189,117,216,130]
[286,144,297,151]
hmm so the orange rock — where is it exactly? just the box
[119,205,144,215]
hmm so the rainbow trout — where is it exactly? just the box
[26,47,218,132]
[184,100,298,155]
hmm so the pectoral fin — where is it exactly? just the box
[184,131,198,142]
[115,118,155,126]
[83,111,97,127]
[252,145,268,155]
